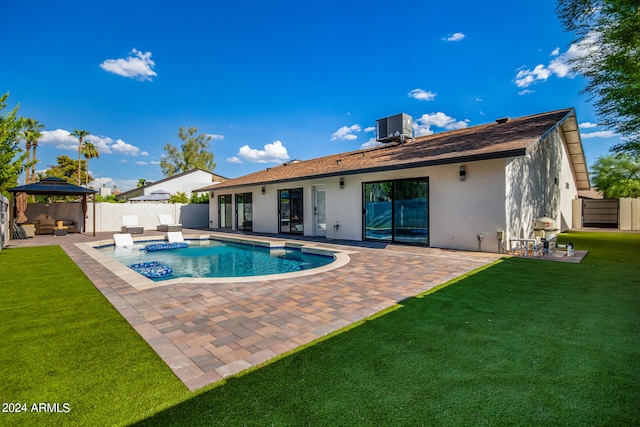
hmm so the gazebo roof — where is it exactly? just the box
[8,177,98,196]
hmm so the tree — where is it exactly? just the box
[168,191,189,204]
[44,155,91,185]
[22,118,44,183]
[590,153,640,198]
[81,141,99,186]
[0,92,26,196]
[160,126,216,177]
[556,0,640,154]
[137,178,147,187]
[70,129,90,185]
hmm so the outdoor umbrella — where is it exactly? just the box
[81,195,88,233]
[16,192,28,223]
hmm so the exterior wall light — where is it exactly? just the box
[339,177,344,189]
[459,165,466,181]
[261,186,266,194]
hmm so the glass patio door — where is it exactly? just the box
[314,186,326,237]
[279,188,303,234]
[363,179,428,245]
[236,193,253,231]
[218,194,232,229]
[364,181,393,241]
[393,179,429,244]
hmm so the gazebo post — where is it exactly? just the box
[92,195,96,236]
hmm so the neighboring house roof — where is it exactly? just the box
[128,189,171,202]
[118,168,228,199]
[199,108,590,192]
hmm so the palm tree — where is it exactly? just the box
[21,118,45,183]
[21,130,32,184]
[81,142,99,186]
[70,129,90,186]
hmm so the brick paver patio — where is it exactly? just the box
[7,229,502,390]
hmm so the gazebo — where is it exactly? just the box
[8,177,98,236]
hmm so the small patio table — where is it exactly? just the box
[53,227,68,236]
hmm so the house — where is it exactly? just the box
[118,168,227,202]
[197,108,590,253]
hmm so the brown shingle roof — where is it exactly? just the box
[202,108,575,191]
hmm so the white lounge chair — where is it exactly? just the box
[157,214,182,232]
[167,231,187,244]
[113,233,143,249]
[121,215,144,234]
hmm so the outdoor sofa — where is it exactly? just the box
[35,217,78,234]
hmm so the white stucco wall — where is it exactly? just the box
[23,202,209,232]
[505,127,578,240]
[208,159,508,252]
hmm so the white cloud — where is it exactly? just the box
[443,32,465,42]
[40,129,147,157]
[360,138,378,149]
[227,157,243,164]
[414,112,469,136]
[237,140,289,163]
[91,177,113,188]
[119,159,128,163]
[580,121,599,129]
[515,34,598,90]
[364,126,376,133]
[515,64,551,88]
[40,129,77,149]
[581,130,617,139]
[331,124,361,141]
[100,48,157,81]
[109,139,148,156]
[207,134,224,140]
[150,160,161,165]
[518,89,535,95]
[135,161,148,165]
[408,88,437,101]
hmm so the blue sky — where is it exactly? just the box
[2,0,621,192]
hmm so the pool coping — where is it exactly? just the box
[76,233,353,290]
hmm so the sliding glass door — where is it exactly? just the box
[279,188,303,234]
[364,181,393,241]
[236,193,253,231]
[218,194,232,229]
[364,178,428,244]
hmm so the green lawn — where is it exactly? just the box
[1,232,639,426]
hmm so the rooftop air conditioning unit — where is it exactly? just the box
[376,113,413,144]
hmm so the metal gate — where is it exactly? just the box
[582,199,619,228]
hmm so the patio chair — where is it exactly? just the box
[121,215,144,234]
[156,214,182,232]
[113,233,143,249]
[167,231,187,244]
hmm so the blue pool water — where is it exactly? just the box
[97,239,335,281]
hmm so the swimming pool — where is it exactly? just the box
[95,238,337,282]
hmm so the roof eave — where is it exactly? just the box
[206,149,527,192]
